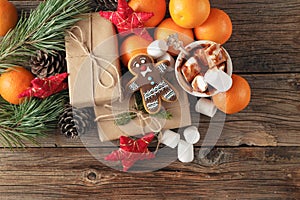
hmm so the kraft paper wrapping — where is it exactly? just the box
[95,73,192,141]
[65,13,121,107]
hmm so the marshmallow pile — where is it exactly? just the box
[161,126,200,163]
[179,42,232,94]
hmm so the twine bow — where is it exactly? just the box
[95,104,163,134]
[67,26,120,90]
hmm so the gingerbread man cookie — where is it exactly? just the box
[127,54,177,114]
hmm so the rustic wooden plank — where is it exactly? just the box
[11,0,41,13]
[204,73,300,146]
[212,0,300,73]
[2,73,295,148]
[11,0,300,73]
[11,0,98,13]
[0,147,299,199]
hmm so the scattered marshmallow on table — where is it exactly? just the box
[183,126,200,144]
[178,140,194,163]
[195,98,217,118]
[161,129,180,148]
[162,126,200,163]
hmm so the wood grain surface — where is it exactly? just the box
[0,147,299,199]
[1,0,300,199]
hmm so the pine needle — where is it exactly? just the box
[0,0,90,73]
[0,91,68,148]
[0,0,90,147]
[114,92,173,126]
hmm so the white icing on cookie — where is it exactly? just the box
[129,81,139,91]
[157,63,168,73]
[163,89,176,100]
[147,100,159,110]
[143,81,169,100]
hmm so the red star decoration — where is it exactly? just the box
[18,73,68,99]
[105,133,155,172]
[99,0,154,41]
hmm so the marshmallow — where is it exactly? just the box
[183,126,200,144]
[194,48,209,68]
[177,140,194,163]
[181,57,201,83]
[185,56,198,67]
[161,129,180,148]
[195,98,217,117]
[147,40,168,59]
[205,43,227,69]
[204,68,232,92]
[191,75,208,92]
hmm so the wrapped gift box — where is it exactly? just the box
[65,13,121,108]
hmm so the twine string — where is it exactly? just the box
[94,104,162,134]
[95,101,190,155]
[67,26,120,89]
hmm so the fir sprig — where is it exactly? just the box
[0,0,90,73]
[114,92,173,126]
[0,0,90,147]
[0,91,68,148]
[115,112,137,126]
[114,109,173,126]
[152,110,173,120]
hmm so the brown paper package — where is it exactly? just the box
[65,13,121,108]
[95,72,192,141]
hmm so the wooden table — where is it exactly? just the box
[1,0,299,199]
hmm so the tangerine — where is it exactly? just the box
[0,0,18,36]
[0,66,34,105]
[154,18,194,55]
[128,0,166,27]
[169,0,210,28]
[194,8,232,44]
[120,35,152,67]
[212,74,251,114]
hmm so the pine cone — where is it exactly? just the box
[30,50,67,78]
[58,104,95,138]
[94,0,118,11]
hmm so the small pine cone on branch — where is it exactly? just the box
[30,50,67,78]
[94,0,118,11]
[58,104,95,139]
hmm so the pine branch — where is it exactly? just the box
[0,0,90,73]
[151,110,173,120]
[115,112,137,126]
[0,91,68,148]
[114,92,173,126]
[114,110,173,126]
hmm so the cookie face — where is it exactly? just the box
[128,54,162,87]
[128,54,154,76]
